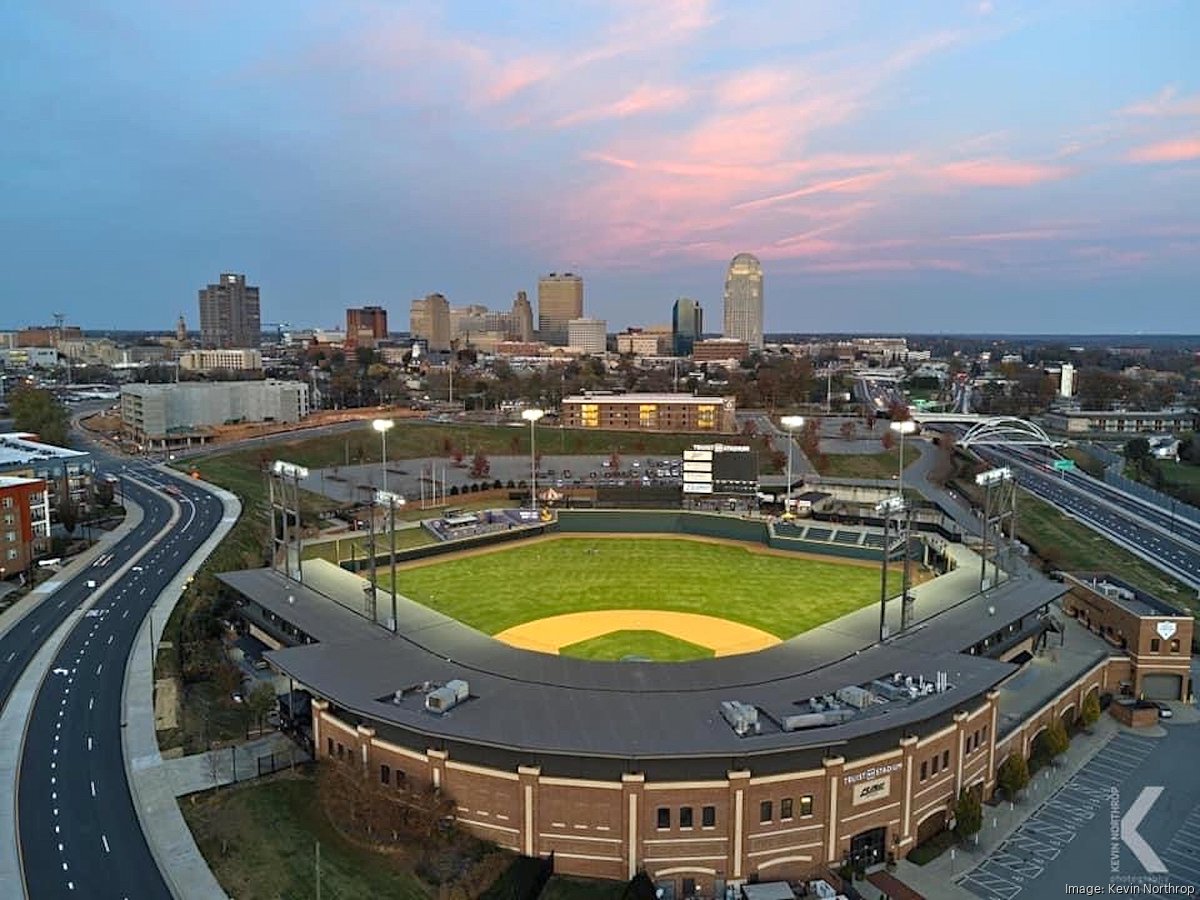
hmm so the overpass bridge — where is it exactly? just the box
[909,413,1059,448]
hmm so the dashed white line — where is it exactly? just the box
[87,736,93,751]
[90,780,96,797]
[88,696,94,710]
[5,652,14,663]
[95,663,103,675]
[101,834,110,854]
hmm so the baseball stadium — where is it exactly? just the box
[221,507,1193,897]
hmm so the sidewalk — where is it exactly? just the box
[122,470,241,900]
[892,715,1134,899]
[157,732,309,797]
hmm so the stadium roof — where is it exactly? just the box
[222,565,1065,759]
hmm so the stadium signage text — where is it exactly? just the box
[843,762,903,785]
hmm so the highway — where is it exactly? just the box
[6,462,225,899]
[978,445,1200,590]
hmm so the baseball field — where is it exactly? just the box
[377,536,902,662]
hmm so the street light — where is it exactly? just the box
[780,416,805,513]
[521,408,545,511]
[372,419,394,492]
[890,420,917,495]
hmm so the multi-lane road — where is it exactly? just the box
[978,444,1200,590]
[1,455,226,898]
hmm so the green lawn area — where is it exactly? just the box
[817,444,921,480]
[181,775,429,900]
[560,629,716,661]
[301,527,436,563]
[1014,489,1196,610]
[378,537,891,638]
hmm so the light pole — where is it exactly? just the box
[372,419,394,493]
[375,490,406,633]
[522,408,545,511]
[875,495,906,641]
[780,415,805,513]
[890,419,917,495]
[975,466,1013,592]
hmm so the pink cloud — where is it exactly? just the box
[1126,137,1200,163]
[554,85,690,128]
[940,158,1073,187]
[1121,85,1200,118]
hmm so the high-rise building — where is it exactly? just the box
[537,272,583,345]
[198,273,261,349]
[511,291,534,342]
[568,318,607,355]
[345,306,389,350]
[175,314,188,345]
[409,293,452,352]
[1059,363,1075,398]
[722,254,763,351]
[672,297,704,356]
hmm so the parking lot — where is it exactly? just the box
[959,725,1200,898]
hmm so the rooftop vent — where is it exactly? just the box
[720,700,760,736]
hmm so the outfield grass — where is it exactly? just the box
[181,775,428,900]
[817,445,921,480]
[561,630,716,661]
[379,537,891,639]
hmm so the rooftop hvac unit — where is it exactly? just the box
[781,708,856,731]
[446,679,470,702]
[720,700,760,736]
[426,685,465,714]
[835,685,874,709]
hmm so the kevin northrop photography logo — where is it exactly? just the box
[1061,785,1196,895]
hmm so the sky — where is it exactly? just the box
[2,1,1198,335]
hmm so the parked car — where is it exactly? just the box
[1154,701,1173,719]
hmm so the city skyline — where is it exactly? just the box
[2,1,1198,333]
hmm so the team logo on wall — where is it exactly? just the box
[1156,621,1177,641]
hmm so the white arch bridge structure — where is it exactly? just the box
[909,413,1060,448]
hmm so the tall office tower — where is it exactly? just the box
[722,253,763,351]
[511,291,534,342]
[345,305,389,349]
[568,317,608,355]
[175,314,188,344]
[198,273,261,348]
[409,293,452,352]
[537,272,584,345]
[672,297,704,356]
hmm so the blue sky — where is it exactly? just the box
[2,1,1198,334]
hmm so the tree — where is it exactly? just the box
[469,450,490,479]
[95,479,115,507]
[9,386,70,447]
[839,421,857,441]
[1125,437,1150,464]
[246,683,277,736]
[996,752,1030,800]
[881,429,896,451]
[56,477,79,535]
[1041,718,1070,760]
[608,450,621,471]
[450,446,464,466]
[954,787,982,841]
[1080,692,1101,729]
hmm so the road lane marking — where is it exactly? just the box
[101,835,110,854]
[90,780,96,797]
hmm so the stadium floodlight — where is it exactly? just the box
[372,418,395,492]
[780,416,805,510]
[522,408,545,511]
[889,419,917,493]
[271,460,309,479]
[375,489,406,634]
[975,466,1012,487]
